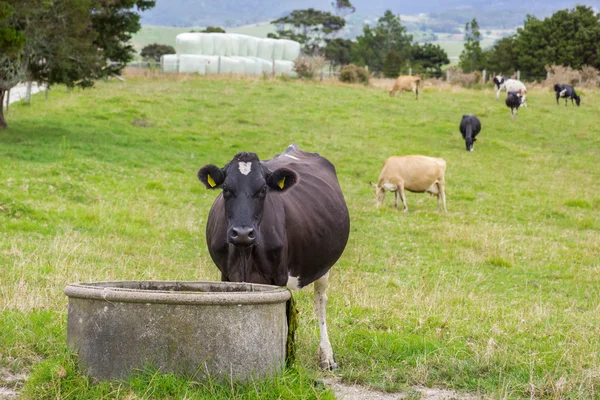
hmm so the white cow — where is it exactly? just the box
[493,76,528,107]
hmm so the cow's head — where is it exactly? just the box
[198,152,297,247]
[575,95,581,106]
[493,76,505,90]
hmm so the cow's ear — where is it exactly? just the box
[198,165,225,189]
[266,168,297,191]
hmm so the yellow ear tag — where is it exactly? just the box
[278,177,285,189]
[207,174,216,188]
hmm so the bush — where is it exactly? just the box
[140,43,176,62]
[446,66,480,88]
[293,56,325,80]
[545,64,600,88]
[338,64,369,85]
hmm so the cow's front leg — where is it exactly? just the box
[313,272,337,370]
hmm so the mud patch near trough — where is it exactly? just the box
[325,378,484,400]
[0,369,27,399]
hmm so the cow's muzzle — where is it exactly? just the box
[229,226,257,247]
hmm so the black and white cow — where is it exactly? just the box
[505,91,522,119]
[197,144,350,370]
[459,114,481,152]
[494,75,528,107]
[554,84,581,106]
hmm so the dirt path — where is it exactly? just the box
[325,378,484,400]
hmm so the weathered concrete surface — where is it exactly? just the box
[64,281,290,382]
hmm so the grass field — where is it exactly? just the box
[1,74,599,399]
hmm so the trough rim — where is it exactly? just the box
[64,280,291,305]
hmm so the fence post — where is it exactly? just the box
[45,88,48,100]
[409,68,412,76]
[446,69,450,82]
[5,89,9,113]
[272,59,275,77]
[517,70,521,80]
[579,75,582,86]
[546,70,550,81]
[482,69,486,85]
[218,56,221,75]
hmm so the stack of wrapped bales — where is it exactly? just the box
[160,33,301,76]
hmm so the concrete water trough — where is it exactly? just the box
[64,281,291,381]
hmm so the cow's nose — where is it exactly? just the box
[229,226,256,246]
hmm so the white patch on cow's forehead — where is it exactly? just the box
[284,154,299,160]
[286,276,300,290]
[238,162,252,175]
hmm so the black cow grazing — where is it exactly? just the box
[554,84,581,106]
[197,144,350,370]
[505,91,522,119]
[459,114,481,152]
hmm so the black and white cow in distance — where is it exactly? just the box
[494,75,528,107]
[505,91,522,119]
[459,114,481,152]
[554,84,581,106]
[197,144,350,370]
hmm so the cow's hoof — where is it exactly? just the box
[320,359,338,371]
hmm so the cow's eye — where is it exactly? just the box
[261,185,268,194]
[222,187,232,199]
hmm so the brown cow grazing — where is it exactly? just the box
[389,75,421,99]
[373,155,447,212]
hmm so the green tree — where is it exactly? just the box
[0,1,27,128]
[141,43,176,62]
[513,6,600,78]
[191,26,226,33]
[352,10,413,75]
[271,8,345,55]
[331,0,355,18]
[324,38,354,68]
[482,36,517,75]
[458,18,485,73]
[0,0,154,129]
[411,43,449,77]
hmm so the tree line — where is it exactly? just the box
[459,5,600,79]
[269,7,449,79]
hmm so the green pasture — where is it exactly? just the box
[1,75,599,399]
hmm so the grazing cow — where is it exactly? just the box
[197,144,350,370]
[389,75,421,99]
[494,75,528,107]
[505,91,522,119]
[373,155,447,212]
[459,114,482,152]
[554,84,580,106]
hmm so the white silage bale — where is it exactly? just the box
[281,39,301,61]
[256,58,273,74]
[236,35,249,57]
[203,55,220,74]
[246,58,262,76]
[212,33,228,56]
[175,33,203,54]
[246,36,259,57]
[274,60,294,76]
[226,34,240,56]
[179,55,207,74]
[161,55,179,73]
[272,40,286,60]
[220,57,244,74]
[257,38,276,60]
[200,33,215,55]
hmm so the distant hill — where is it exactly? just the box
[140,0,588,28]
